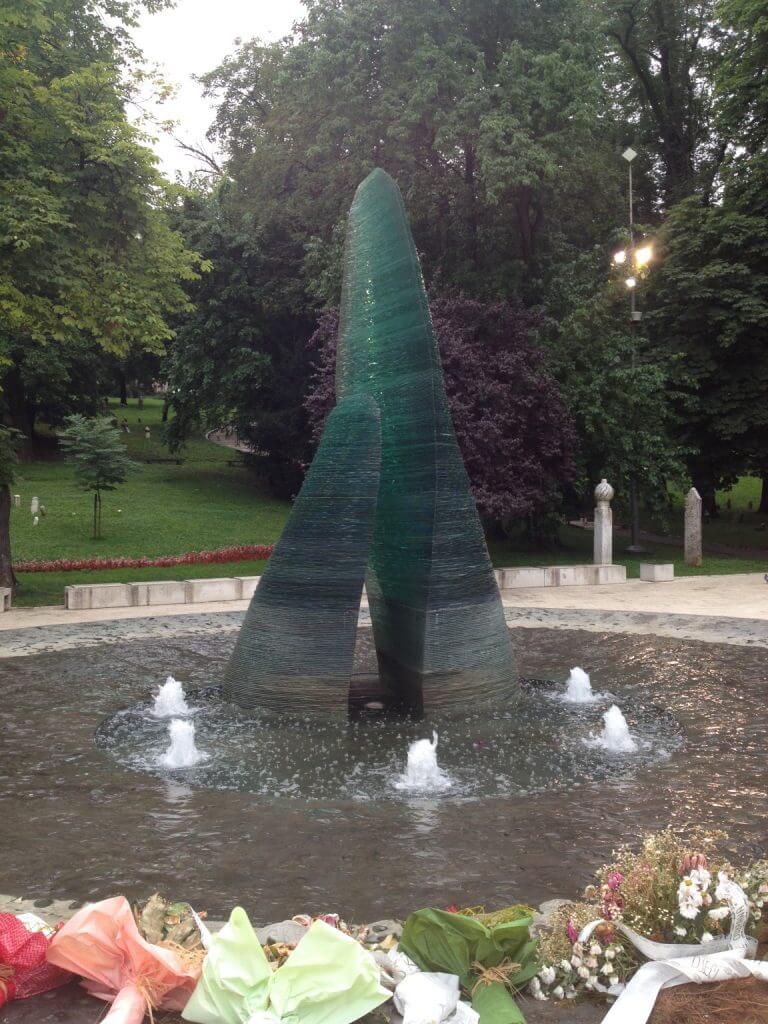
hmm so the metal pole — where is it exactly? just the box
[626,156,646,554]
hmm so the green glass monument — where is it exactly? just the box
[224,169,516,715]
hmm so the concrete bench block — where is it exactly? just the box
[547,565,598,586]
[500,567,548,589]
[132,580,187,606]
[0,587,11,611]
[639,562,674,582]
[185,577,241,603]
[235,576,261,600]
[65,583,133,610]
[595,564,627,584]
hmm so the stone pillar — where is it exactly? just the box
[593,478,614,565]
[30,496,39,515]
[684,487,703,566]
[13,494,20,508]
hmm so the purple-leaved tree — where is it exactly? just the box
[306,294,577,531]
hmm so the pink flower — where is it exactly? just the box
[607,872,624,891]
[566,920,580,943]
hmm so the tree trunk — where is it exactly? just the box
[759,473,768,514]
[0,484,17,596]
[119,371,128,406]
[161,397,170,423]
[93,490,102,539]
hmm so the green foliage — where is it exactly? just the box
[646,155,768,502]
[59,415,135,536]
[0,0,205,435]
[549,281,687,517]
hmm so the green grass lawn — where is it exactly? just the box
[9,398,765,607]
[11,398,289,563]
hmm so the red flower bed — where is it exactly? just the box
[13,545,274,573]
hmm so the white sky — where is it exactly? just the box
[132,0,305,177]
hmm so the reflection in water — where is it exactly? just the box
[1,627,766,921]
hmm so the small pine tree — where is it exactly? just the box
[60,416,135,539]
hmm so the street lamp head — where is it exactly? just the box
[613,249,627,265]
[635,244,653,266]
[622,147,638,163]
[625,276,637,289]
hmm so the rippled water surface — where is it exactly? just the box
[1,627,766,920]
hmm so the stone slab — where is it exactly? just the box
[500,567,548,589]
[64,583,133,610]
[131,580,187,606]
[639,562,675,582]
[594,564,627,584]
[185,577,241,603]
[546,565,598,587]
[234,576,261,600]
[0,587,11,612]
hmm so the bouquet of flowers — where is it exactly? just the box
[532,827,768,1004]
[47,896,205,1024]
[0,913,71,1009]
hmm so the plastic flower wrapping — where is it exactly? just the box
[0,912,71,1008]
[46,896,204,1024]
[531,827,768,1004]
[182,907,390,1024]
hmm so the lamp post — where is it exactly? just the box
[614,146,651,555]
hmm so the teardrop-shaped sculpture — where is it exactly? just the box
[336,168,516,713]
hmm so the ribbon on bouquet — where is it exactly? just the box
[579,876,767,1024]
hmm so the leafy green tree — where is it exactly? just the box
[198,0,622,305]
[601,0,725,205]
[0,427,21,594]
[59,416,135,538]
[646,155,768,513]
[0,0,205,437]
[716,0,768,159]
[164,186,315,498]
[549,277,687,518]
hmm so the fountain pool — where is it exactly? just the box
[1,623,767,924]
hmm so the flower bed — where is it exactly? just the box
[13,545,274,573]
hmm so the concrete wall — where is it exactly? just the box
[65,576,261,610]
[63,561,631,610]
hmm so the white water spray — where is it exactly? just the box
[160,719,206,768]
[585,704,638,754]
[152,676,190,718]
[563,666,596,703]
[393,732,452,792]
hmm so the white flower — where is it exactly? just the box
[690,868,712,891]
[578,966,590,979]
[678,878,704,919]
[601,963,614,975]
[573,942,584,956]
[552,986,565,1000]
[539,965,556,986]
[529,977,541,995]
[604,948,616,960]
[674,926,688,937]
[559,959,572,972]
[586,956,598,969]
[589,974,599,986]
[565,987,577,999]
[590,942,602,956]
[571,955,582,968]
[708,907,730,921]
[701,932,714,943]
